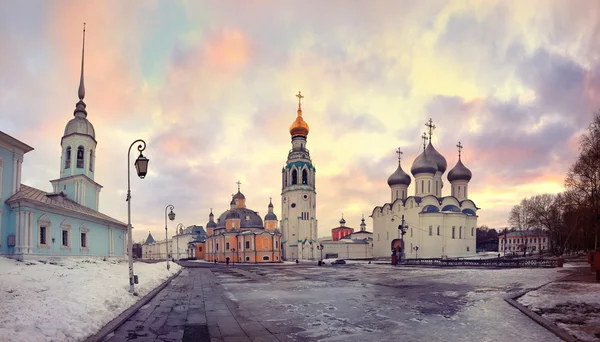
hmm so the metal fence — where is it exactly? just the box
[399,257,561,268]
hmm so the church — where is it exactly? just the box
[279,92,319,261]
[371,119,478,259]
[203,183,282,263]
[0,26,127,261]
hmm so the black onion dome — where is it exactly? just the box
[387,162,411,187]
[339,217,346,225]
[425,142,447,174]
[411,150,437,176]
[206,220,217,228]
[233,191,245,199]
[447,158,472,182]
[217,208,264,229]
[265,212,278,221]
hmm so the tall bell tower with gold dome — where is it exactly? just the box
[280,91,318,261]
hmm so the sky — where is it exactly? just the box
[1,0,600,242]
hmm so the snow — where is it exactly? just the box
[518,282,600,341]
[0,257,181,342]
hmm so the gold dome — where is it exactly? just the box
[289,107,310,137]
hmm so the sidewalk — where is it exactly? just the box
[102,268,289,342]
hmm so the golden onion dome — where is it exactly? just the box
[289,106,310,137]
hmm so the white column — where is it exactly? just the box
[12,157,18,195]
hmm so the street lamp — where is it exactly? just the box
[126,139,149,295]
[391,215,408,263]
[165,204,175,270]
[176,223,185,262]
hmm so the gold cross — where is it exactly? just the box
[236,180,241,192]
[457,141,463,158]
[296,91,304,106]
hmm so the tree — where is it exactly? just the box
[565,111,600,250]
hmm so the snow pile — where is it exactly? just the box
[518,282,600,342]
[0,257,180,342]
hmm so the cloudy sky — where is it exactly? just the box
[1,0,599,242]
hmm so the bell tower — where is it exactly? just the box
[281,91,318,260]
[50,23,102,211]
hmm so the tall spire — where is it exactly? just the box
[74,23,87,117]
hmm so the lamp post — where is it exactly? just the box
[391,215,408,263]
[126,139,149,295]
[165,205,175,270]
[176,223,184,262]
[413,245,419,259]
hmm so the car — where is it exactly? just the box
[331,259,346,265]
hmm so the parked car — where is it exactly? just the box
[331,259,346,265]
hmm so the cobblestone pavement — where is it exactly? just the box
[104,267,295,342]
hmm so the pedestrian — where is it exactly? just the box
[295,259,299,264]
[226,256,230,267]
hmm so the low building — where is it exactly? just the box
[173,225,207,260]
[498,230,549,255]
[142,232,173,260]
[319,216,373,260]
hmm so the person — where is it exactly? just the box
[214,259,217,265]
[226,256,230,267]
[295,259,299,264]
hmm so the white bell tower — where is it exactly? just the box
[280,91,318,260]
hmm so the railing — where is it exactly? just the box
[399,257,562,268]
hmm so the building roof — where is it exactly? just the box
[144,232,156,245]
[503,230,548,237]
[6,184,126,227]
[0,131,34,153]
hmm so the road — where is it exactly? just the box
[106,261,570,341]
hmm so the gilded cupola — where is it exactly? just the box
[289,91,310,137]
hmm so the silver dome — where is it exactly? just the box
[64,115,95,140]
[264,212,278,221]
[217,208,264,229]
[387,162,411,187]
[447,158,472,182]
[410,150,437,176]
[425,142,447,174]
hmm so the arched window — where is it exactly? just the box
[292,169,297,184]
[65,147,71,169]
[77,146,84,168]
[428,226,432,236]
[421,180,424,193]
[459,226,462,239]
[302,169,308,184]
[437,226,440,236]
[452,226,456,239]
[458,186,461,196]
[89,150,94,171]
[471,227,474,236]
[436,180,438,195]
[428,181,431,193]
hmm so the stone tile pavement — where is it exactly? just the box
[103,267,298,342]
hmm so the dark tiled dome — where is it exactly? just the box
[217,208,263,229]
[425,142,447,174]
[387,162,411,186]
[448,158,472,182]
[411,150,437,176]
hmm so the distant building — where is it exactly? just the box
[0,29,127,260]
[132,243,142,259]
[319,216,373,260]
[204,184,282,263]
[372,120,477,259]
[142,232,172,260]
[172,225,206,260]
[499,230,549,255]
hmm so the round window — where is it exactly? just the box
[303,194,308,200]
[291,203,296,208]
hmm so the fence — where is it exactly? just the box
[399,257,562,268]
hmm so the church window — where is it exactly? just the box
[471,227,474,236]
[458,186,461,196]
[292,169,298,184]
[429,226,432,236]
[436,181,438,195]
[89,150,94,171]
[467,246,470,252]
[428,181,431,193]
[245,256,250,261]
[402,190,405,199]
[246,241,250,249]
[291,203,296,208]
[77,146,85,168]
[396,190,398,199]
[437,226,440,236]
[216,243,219,251]
[62,230,69,247]
[245,215,250,221]
[452,226,456,239]
[226,242,230,250]
[411,228,413,237]
[275,241,279,249]
[40,227,47,245]
[65,147,71,169]
[262,256,270,261]
[459,226,462,239]
[81,232,87,248]
[302,169,308,184]
[421,180,424,193]
[199,246,202,252]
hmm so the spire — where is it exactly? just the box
[339,214,346,226]
[360,214,366,231]
[289,91,309,137]
[209,208,214,219]
[74,23,87,118]
[268,197,274,209]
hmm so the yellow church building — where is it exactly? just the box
[204,183,282,263]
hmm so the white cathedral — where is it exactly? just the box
[279,92,319,261]
[371,120,478,259]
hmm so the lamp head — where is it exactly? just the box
[168,210,176,221]
[134,153,149,179]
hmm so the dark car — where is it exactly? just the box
[331,259,346,265]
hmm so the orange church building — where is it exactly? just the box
[204,183,282,263]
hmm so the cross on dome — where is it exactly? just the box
[425,118,436,141]
[457,141,463,158]
[236,180,241,192]
[296,91,304,107]
[396,147,403,161]
[421,132,428,150]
